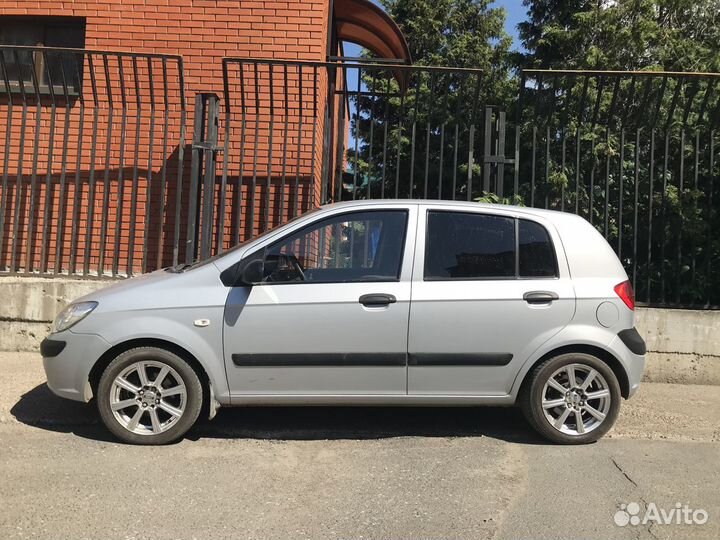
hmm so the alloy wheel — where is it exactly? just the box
[541,363,612,436]
[109,360,187,435]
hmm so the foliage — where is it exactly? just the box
[518,0,720,72]
[474,192,525,206]
[345,0,513,200]
[515,0,720,305]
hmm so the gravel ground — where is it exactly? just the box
[1,351,718,540]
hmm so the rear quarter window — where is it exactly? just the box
[519,219,558,278]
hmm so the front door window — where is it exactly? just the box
[261,210,408,284]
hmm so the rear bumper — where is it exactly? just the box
[609,328,646,398]
[42,331,112,402]
[618,327,646,356]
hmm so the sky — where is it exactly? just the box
[344,0,527,57]
[501,0,527,51]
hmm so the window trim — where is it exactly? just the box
[250,208,410,286]
[422,209,559,282]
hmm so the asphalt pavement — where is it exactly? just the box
[1,351,718,540]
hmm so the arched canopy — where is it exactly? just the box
[333,0,412,64]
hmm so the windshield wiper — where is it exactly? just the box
[166,263,193,273]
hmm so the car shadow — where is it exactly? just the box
[11,383,546,445]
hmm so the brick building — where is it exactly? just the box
[0,0,410,276]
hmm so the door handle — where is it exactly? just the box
[523,291,559,304]
[359,293,397,307]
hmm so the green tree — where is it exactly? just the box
[386,0,512,83]
[519,0,720,72]
[345,0,720,305]
[346,0,513,200]
[516,0,720,305]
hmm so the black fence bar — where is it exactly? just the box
[0,45,186,278]
[81,54,99,276]
[53,53,72,275]
[172,57,187,268]
[0,52,12,269]
[186,93,207,265]
[26,49,42,275]
[142,56,156,275]
[38,50,56,275]
[128,55,142,276]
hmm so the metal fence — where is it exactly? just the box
[1,48,719,308]
[185,59,487,262]
[318,64,720,308]
[182,59,329,263]
[513,70,720,308]
[328,62,487,202]
[0,45,187,278]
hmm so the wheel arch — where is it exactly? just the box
[88,338,213,412]
[516,344,630,400]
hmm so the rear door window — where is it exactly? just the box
[424,211,516,279]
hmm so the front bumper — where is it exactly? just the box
[40,338,66,358]
[42,331,112,402]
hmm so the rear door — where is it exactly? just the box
[407,206,575,396]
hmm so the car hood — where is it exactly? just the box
[70,264,228,313]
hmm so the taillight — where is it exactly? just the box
[614,280,635,311]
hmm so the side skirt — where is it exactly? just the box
[227,394,515,406]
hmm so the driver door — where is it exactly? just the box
[223,206,416,396]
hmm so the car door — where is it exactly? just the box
[407,206,575,396]
[223,205,417,396]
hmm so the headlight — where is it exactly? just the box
[50,301,98,334]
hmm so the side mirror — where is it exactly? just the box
[238,258,264,286]
[219,250,265,287]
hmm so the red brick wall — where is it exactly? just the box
[0,0,331,276]
[0,1,329,88]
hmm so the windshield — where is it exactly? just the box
[171,207,321,272]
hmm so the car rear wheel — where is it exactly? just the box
[520,352,621,444]
[97,347,203,445]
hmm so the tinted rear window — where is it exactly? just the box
[425,211,516,279]
[519,219,557,277]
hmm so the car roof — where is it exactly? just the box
[321,198,576,222]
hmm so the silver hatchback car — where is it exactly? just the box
[42,200,645,445]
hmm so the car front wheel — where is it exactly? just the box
[520,352,621,444]
[97,347,203,445]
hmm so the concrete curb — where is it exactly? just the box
[1,276,718,386]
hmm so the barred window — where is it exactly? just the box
[0,16,86,94]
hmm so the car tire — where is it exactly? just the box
[97,347,203,445]
[520,352,621,444]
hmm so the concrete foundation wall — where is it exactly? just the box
[1,276,718,385]
[0,276,117,351]
[636,308,720,386]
